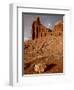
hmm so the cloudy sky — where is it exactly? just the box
[22,13,63,41]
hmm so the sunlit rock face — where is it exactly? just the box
[32,17,52,40]
[24,17,63,74]
[53,20,63,36]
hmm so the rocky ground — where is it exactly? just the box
[24,33,63,74]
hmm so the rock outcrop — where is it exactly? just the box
[53,20,63,36]
[32,17,51,40]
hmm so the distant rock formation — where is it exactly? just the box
[32,17,51,40]
[32,17,63,40]
[53,20,63,36]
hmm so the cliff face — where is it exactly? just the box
[32,17,63,39]
[32,17,51,40]
[24,17,63,74]
[53,20,63,36]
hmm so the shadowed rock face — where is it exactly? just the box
[24,17,63,74]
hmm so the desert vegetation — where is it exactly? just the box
[24,17,63,74]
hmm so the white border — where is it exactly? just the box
[9,4,71,86]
